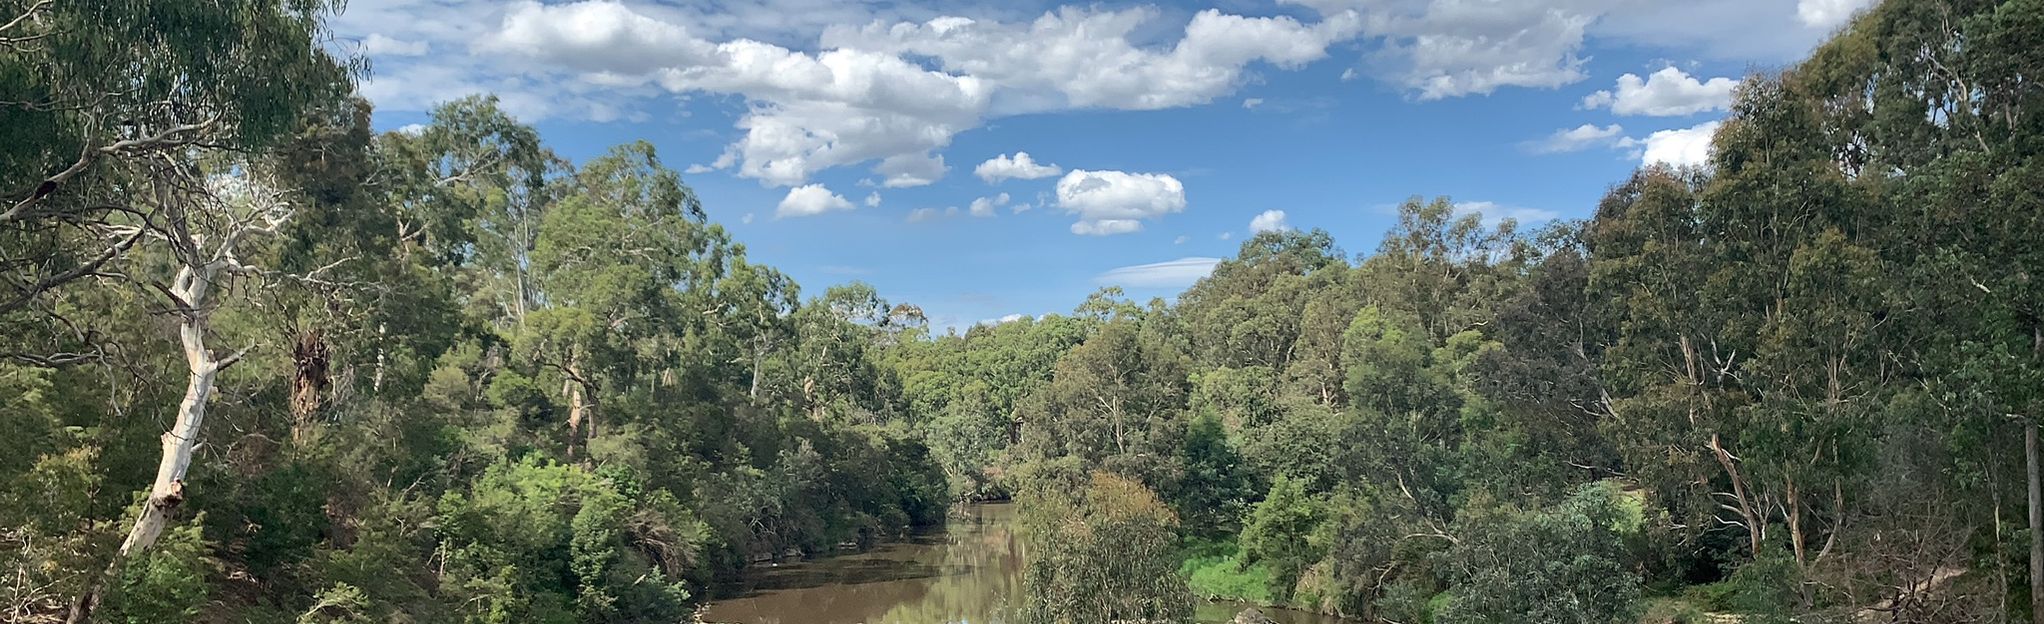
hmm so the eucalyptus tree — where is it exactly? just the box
[522,141,709,459]
[0,0,355,323]
[0,1,359,619]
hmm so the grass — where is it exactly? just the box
[1176,538,1280,606]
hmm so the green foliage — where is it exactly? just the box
[1170,414,1255,536]
[1177,539,1278,606]
[435,458,695,623]
[1239,476,1328,599]
[1019,472,1193,624]
[1434,484,1641,624]
[103,519,217,624]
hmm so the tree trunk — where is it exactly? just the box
[749,336,763,400]
[290,329,329,443]
[70,264,232,624]
[1710,433,1765,556]
[2026,420,2041,624]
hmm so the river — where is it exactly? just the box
[702,503,1356,624]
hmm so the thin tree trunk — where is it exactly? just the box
[2026,419,2041,624]
[1710,433,1764,556]
[749,335,763,400]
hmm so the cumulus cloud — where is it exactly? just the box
[415,1,1364,187]
[875,153,948,188]
[864,192,882,208]
[1525,123,1626,154]
[1797,0,1875,29]
[776,184,855,218]
[1249,209,1291,233]
[483,1,711,74]
[1640,120,1721,168]
[975,152,1063,183]
[1307,0,1597,99]
[1581,67,1738,116]
[968,193,1011,217]
[1096,257,1223,289]
[824,7,1362,111]
[1056,170,1187,236]
[1242,98,1264,109]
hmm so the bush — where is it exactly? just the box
[104,518,217,624]
[1019,471,1192,624]
[1435,483,1640,624]
[1239,476,1327,600]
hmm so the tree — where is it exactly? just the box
[1018,471,1192,624]
[1435,484,1641,624]
[1240,476,1327,599]
[0,0,354,321]
[1016,319,1191,489]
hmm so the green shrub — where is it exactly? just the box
[1435,483,1640,624]
[104,518,217,624]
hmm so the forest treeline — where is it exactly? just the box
[3,0,2042,623]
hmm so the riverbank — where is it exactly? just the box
[702,503,1356,624]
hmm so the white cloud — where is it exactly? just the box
[776,184,855,218]
[1249,209,1291,233]
[1581,67,1738,116]
[1330,0,1599,100]
[1056,169,1187,236]
[1219,231,1234,240]
[363,33,429,56]
[394,123,427,136]
[969,192,1011,217]
[876,153,947,188]
[1287,0,1849,100]
[741,212,755,224]
[1242,97,1264,109]
[1453,201,1560,226]
[1640,120,1721,168]
[404,1,1366,187]
[483,0,712,74]
[824,7,1362,112]
[1525,123,1626,154]
[864,192,882,208]
[1797,0,1874,29]
[974,152,1063,183]
[1096,257,1222,289]
[1174,235,1189,244]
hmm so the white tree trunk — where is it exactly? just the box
[118,266,217,557]
[69,183,289,624]
[69,263,232,624]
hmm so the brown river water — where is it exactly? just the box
[702,503,1355,624]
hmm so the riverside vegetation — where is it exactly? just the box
[4,0,2044,623]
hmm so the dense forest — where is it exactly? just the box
[3,0,2042,623]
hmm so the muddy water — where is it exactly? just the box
[702,503,1354,624]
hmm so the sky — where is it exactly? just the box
[333,0,1875,330]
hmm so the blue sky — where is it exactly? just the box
[336,0,1872,330]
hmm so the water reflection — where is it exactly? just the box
[702,503,1352,624]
